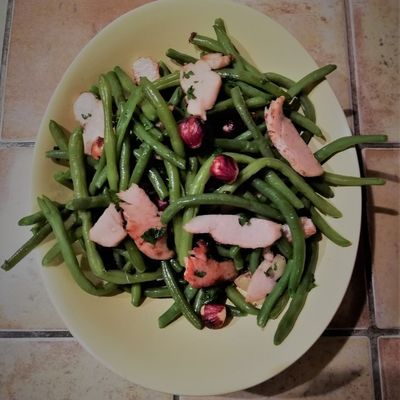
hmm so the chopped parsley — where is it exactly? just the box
[141,227,166,245]
[187,85,197,100]
[81,112,92,120]
[183,70,195,79]
[264,267,274,278]
[238,214,251,226]
[194,270,207,278]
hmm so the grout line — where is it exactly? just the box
[0,140,35,148]
[344,0,361,136]
[0,0,14,141]
[0,330,72,338]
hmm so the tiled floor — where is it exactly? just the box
[0,0,399,399]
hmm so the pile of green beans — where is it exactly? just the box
[1,18,387,345]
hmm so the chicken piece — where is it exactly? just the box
[245,252,287,303]
[184,241,237,288]
[282,217,317,242]
[184,214,282,248]
[201,53,232,70]
[73,92,105,157]
[118,184,174,260]
[89,204,126,247]
[132,57,160,84]
[180,60,222,120]
[265,96,324,177]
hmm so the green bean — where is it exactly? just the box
[274,238,319,344]
[189,32,223,53]
[185,157,199,192]
[274,236,293,259]
[144,286,171,298]
[53,170,73,190]
[214,138,259,154]
[153,71,180,91]
[166,48,197,65]
[132,122,185,169]
[164,160,183,252]
[227,305,248,317]
[46,149,69,160]
[257,259,294,327]
[98,75,119,191]
[213,20,245,70]
[235,81,274,100]
[214,18,261,75]
[252,180,305,294]
[1,220,53,271]
[158,284,198,328]
[88,154,106,195]
[270,290,290,320]
[88,85,100,97]
[225,284,259,315]
[131,284,143,307]
[235,123,266,141]
[265,171,304,209]
[314,134,387,164]
[116,87,144,156]
[42,226,83,267]
[129,143,153,185]
[148,168,169,200]
[66,193,111,210]
[223,152,255,165]
[222,157,341,218]
[18,202,63,226]
[114,65,135,94]
[309,180,335,198]
[177,155,213,265]
[141,77,185,158]
[323,172,385,186]
[170,259,184,273]
[264,72,294,88]
[210,96,270,114]
[161,261,203,329]
[248,248,263,273]
[105,70,125,111]
[289,111,325,140]
[310,206,351,247]
[119,137,131,191]
[230,86,274,158]
[217,69,290,99]
[49,120,69,152]
[124,238,147,273]
[168,86,183,106]
[138,113,164,141]
[161,193,284,225]
[287,64,337,98]
[38,197,118,296]
[158,60,171,76]
[229,245,244,270]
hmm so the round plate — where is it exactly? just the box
[32,0,360,395]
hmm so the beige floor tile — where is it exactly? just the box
[349,0,400,141]
[1,0,152,141]
[0,338,172,400]
[0,147,65,329]
[181,337,373,399]
[363,149,400,328]
[237,0,353,127]
[329,232,370,329]
[378,337,400,400]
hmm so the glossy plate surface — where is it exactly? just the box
[32,0,360,395]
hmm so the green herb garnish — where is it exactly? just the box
[238,214,251,226]
[81,113,92,120]
[183,70,194,79]
[187,85,197,100]
[141,227,166,245]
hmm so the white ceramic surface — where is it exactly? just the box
[32,0,361,395]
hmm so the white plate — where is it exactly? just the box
[32,0,360,395]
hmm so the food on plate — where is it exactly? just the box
[1,18,387,345]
